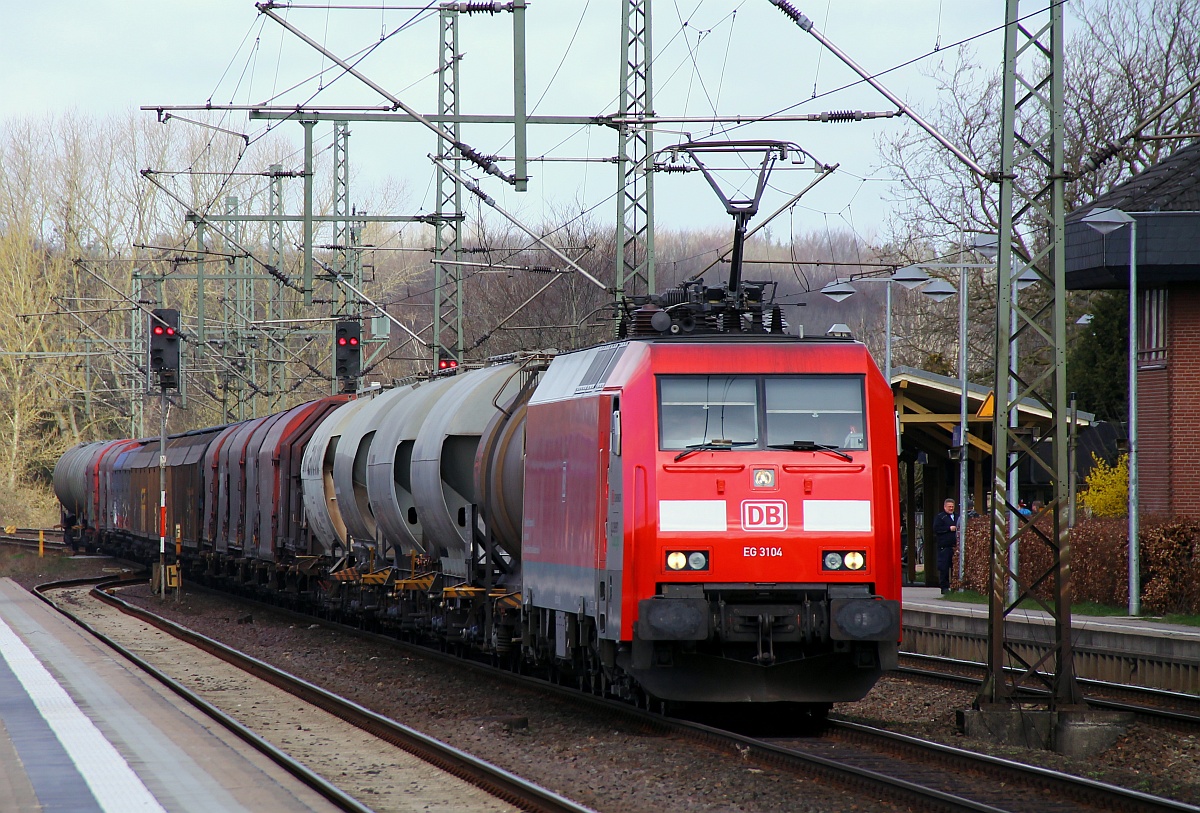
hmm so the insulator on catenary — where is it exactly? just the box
[820,110,865,123]
[442,1,510,14]
[768,0,813,30]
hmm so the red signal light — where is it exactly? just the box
[438,358,459,370]
[333,321,361,380]
[148,308,180,389]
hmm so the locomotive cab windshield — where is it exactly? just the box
[658,373,867,452]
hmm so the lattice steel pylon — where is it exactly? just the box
[332,120,352,295]
[225,195,252,421]
[267,163,286,411]
[434,6,463,368]
[614,0,655,306]
[331,120,359,393]
[980,0,1081,710]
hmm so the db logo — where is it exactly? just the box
[741,500,787,531]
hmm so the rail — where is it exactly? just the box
[37,577,595,813]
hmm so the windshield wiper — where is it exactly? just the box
[767,440,854,462]
[674,440,757,462]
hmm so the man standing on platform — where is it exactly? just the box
[933,498,958,594]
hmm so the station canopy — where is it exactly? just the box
[891,366,1091,462]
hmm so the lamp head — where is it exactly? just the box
[1082,206,1134,235]
[971,234,999,261]
[820,280,857,304]
[920,278,957,303]
[891,264,930,290]
[1015,268,1040,291]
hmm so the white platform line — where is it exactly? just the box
[0,614,167,813]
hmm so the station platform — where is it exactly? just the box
[901,585,1200,692]
[0,578,342,813]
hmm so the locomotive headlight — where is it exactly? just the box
[823,550,867,571]
[666,551,710,571]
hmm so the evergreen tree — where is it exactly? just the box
[1067,290,1129,423]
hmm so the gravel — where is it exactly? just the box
[9,551,1200,810]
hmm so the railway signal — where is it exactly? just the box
[334,320,361,381]
[437,354,459,373]
[148,308,180,389]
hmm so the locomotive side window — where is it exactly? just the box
[765,376,867,450]
[658,376,758,450]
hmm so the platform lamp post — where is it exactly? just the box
[1082,206,1139,616]
[1070,315,1095,529]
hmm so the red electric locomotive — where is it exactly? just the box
[521,326,901,705]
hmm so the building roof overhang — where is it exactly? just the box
[1065,141,1200,291]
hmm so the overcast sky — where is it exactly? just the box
[1,2,1063,244]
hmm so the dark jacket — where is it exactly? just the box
[933,510,958,549]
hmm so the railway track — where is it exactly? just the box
[88,579,1200,813]
[0,527,65,552]
[768,719,1198,813]
[898,652,1200,729]
[36,576,594,813]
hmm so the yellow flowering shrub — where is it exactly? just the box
[1079,453,1128,518]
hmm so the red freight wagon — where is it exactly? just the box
[252,396,348,561]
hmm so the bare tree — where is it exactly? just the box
[875,0,1200,383]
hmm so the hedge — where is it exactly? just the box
[949,514,1200,615]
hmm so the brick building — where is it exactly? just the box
[1065,141,1200,518]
